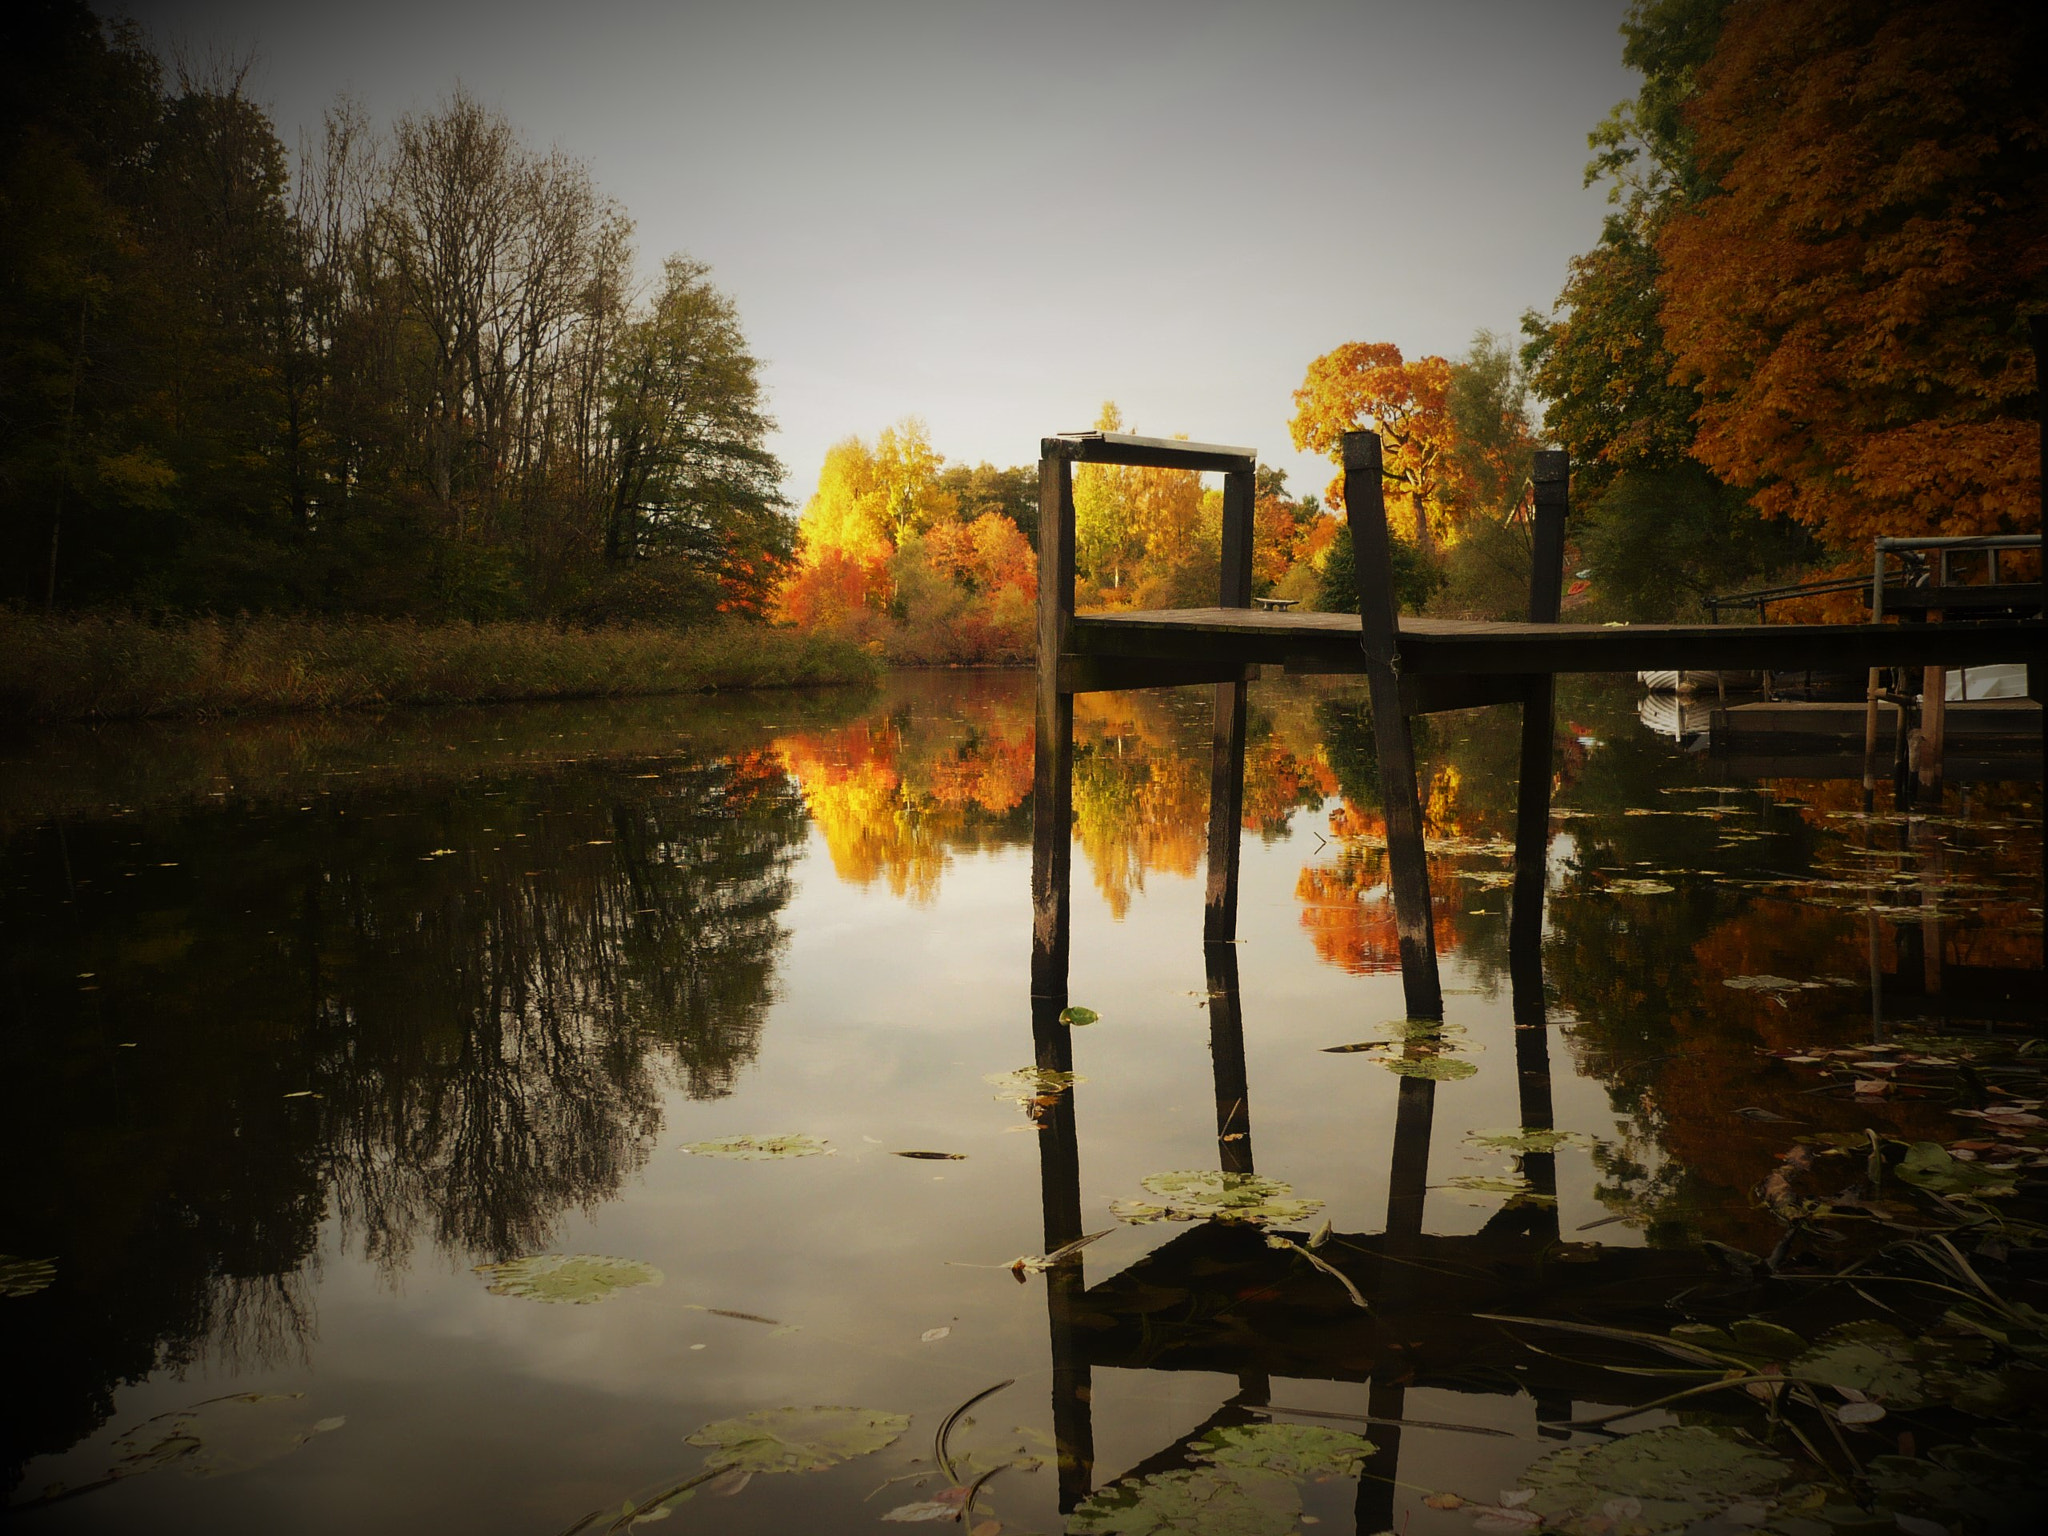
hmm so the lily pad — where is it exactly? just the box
[1191,1422,1375,1479]
[684,1405,909,1475]
[681,1134,830,1160]
[1110,1170,1324,1227]
[985,1067,1084,1108]
[1520,1426,1792,1534]
[1605,878,1676,895]
[101,1393,344,1484]
[1441,1174,1555,1206]
[1790,1322,1928,1408]
[1895,1142,2018,1199]
[1067,1465,1301,1535]
[1466,1128,1592,1155]
[0,1255,56,1297]
[1386,1054,1478,1081]
[475,1253,663,1304]
[1060,1006,1100,1027]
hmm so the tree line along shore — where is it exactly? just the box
[4,2,2037,721]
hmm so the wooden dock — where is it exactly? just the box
[1030,427,2041,1009]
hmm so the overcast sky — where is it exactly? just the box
[125,0,1637,508]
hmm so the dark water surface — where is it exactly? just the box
[2,672,2042,1534]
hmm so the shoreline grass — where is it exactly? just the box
[0,611,882,722]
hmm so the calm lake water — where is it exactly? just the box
[3,671,2043,1534]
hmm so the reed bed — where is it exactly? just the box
[0,612,881,721]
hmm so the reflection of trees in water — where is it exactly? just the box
[313,753,804,1266]
[774,697,1034,902]
[0,751,805,1490]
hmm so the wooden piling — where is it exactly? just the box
[1032,447,1078,1000]
[1343,430,1443,1021]
[1512,451,1567,952]
[1203,463,1257,943]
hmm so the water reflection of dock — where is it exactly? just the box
[1022,424,2041,1524]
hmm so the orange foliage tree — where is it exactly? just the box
[1657,0,2048,544]
[1290,343,1456,557]
[775,420,1036,661]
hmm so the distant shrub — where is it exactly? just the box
[0,612,880,721]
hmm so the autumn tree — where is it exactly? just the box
[1657,0,2048,545]
[1289,342,1456,559]
[1519,0,1817,618]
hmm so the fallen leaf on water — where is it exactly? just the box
[1724,975,1804,993]
[475,1254,662,1305]
[895,1151,966,1161]
[1109,1171,1323,1227]
[883,1500,963,1522]
[984,1067,1083,1109]
[921,1327,950,1343]
[0,1255,58,1298]
[1424,1492,1465,1509]
[685,1406,909,1475]
[1605,877,1675,895]
[1835,1401,1886,1425]
[680,1134,830,1160]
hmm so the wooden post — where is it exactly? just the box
[1862,667,1884,807]
[1343,430,1442,1021]
[1205,943,1254,1174]
[1512,451,1567,952]
[1204,463,1256,942]
[1219,464,1255,610]
[1032,446,1078,1000]
[1920,663,1946,795]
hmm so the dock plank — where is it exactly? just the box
[1069,607,2042,677]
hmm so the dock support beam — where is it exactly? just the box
[1203,462,1257,943]
[1032,447,1078,1001]
[1343,430,1441,1021]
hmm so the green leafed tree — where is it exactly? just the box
[600,256,789,617]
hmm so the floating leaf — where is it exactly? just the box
[1790,1322,1928,1408]
[1441,1174,1554,1206]
[1385,1054,1478,1081]
[1835,1401,1887,1425]
[0,1255,56,1298]
[1110,1170,1323,1227]
[102,1393,344,1484]
[1466,1128,1592,1155]
[883,1499,965,1522]
[985,1067,1083,1108]
[921,1327,950,1343]
[1519,1426,1792,1535]
[895,1151,966,1161]
[1724,975,1806,993]
[475,1253,662,1305]
[1894,1142,2017,1199]
[1059,1006,1100,1027]
[1605,878,1676,895]
[681,1134,830,1160]
[1067,1465,1301,1535]
[684,1406,909,1475]
[1190,1422,1375,1479]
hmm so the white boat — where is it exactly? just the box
[1946,664,2029,701]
